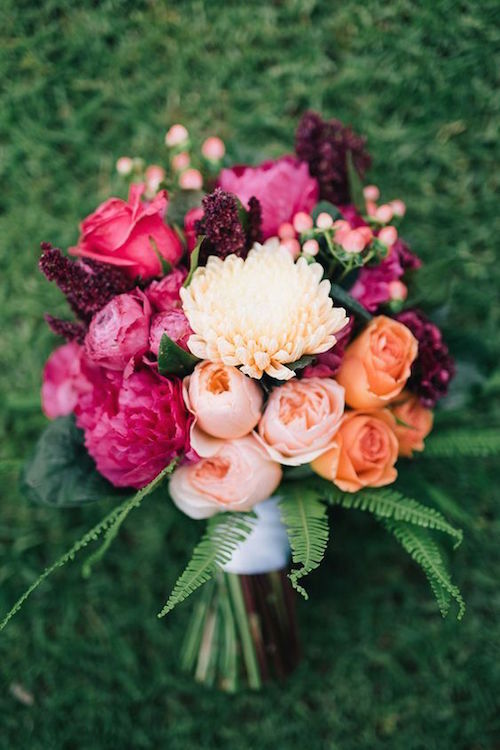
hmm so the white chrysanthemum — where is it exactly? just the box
[180,244,349,380]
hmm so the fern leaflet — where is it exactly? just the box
[157,512,255,617]
[423,429,500,458]
[316,480,463,548]
[279,482,330,599]
[382,519,465,620]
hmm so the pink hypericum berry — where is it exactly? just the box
[389,280,408,301]
[165,124,189,148]
[316,212,334,229]
[171,151,190,172]
[332,220,351,245]
[375,204,394,223]
[278,222,296,240]
[390,199,406,217]
[365,200,377,217]
[145,165,165,190]
[378,226,398,247]
[201,136,226,161]
[302,239,320,256]
[363,185,380,202]
[292,211,314,233]
[280,238,301,260]
[116,157,133,176]
[342,229,367,253]
[357,226,373,244]
[179,168,203,190]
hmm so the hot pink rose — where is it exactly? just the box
[145,266,187,311]
[84,290,151,370]
[218,156,319,239]
[184,206,204,253]
[78,369,191,488]
[169,435,282,519]
[149,310,193,355]
[41,342,93,419]
[70,183,183,279]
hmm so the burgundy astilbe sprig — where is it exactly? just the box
[396,309,455,407]
[39,243,134,324]
[44,315,87,343]
[195,188,262,261]
[295,111,371,205]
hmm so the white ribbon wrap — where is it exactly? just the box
[222,497,291,575]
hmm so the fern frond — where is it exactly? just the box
[279,482,330,599]
[382,519,465,620]
[317,480,463,549]
[0,462,174,632]
[81,459,177,578]
[423,429,500,458]
[157,512,255,617]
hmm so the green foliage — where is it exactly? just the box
[317,481,463,548]
[423,429,500,458]
[346,150,365,213]
[157,332,199,377]
[157,512,255,617]
[183,234,204,287]
[329,282,373,323]
[0,462,174,632]
[279,482,329,599]
[382,520,465,620]
[21,415,118,507]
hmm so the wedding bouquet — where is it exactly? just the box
[3,112,472,692]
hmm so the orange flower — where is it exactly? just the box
[336,316,418,409]
[391,391,434,457]
[311,410,399,492]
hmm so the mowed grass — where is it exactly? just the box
[1,1,499,748]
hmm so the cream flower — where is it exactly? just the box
[180,243,349,380]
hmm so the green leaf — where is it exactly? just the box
[183,234,204,287]
[279,482,330,599]
[311,201,343,222]
[317,480,463,549]
[0,463,173,632]
[329,282,373,323]
[287,355,315,372]
[157,333,199,377]
[158,512,255,617]
[21,415,118,507]
[167,189,204,226]
[346,150,365,213]
[382,519,465,620]
[423,429,500,458]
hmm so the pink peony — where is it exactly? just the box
[218,156,319,239]
[70,183,183,279]
[145,267,187,311]
[84,290,151,370]
[149,310,193,355]
[41,342,93,419]
[350,240,421,313]
[77,369,191,488]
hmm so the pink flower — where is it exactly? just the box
[77,369,191,488]
[149,310,193,355]
[350,240,421,313]
[84,290,151,370]
[218,156,319,239]
[41,342,93,419]
[169,435,282,519]
[70,183,183,279]
[184,206,204,253]
[185,362,263,440]
[145,267,187,311]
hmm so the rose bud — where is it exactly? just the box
[257,377,345,465]
[391,392,434,457]
[312,409,399,492]
[84,291,151,370]
[336,316,418,409]
[149,310,193,355]
[185,362,263,440]
[169,435,282,519]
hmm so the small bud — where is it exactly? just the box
[302,239,320,257]
[363,185,380,202]
[378,226,398,247]
[390,199,406,217]
[365,200,377,217]
[171,152,190,172]
[145,165,165,192]
[342,229,367,253]
[201,136,225,161]
[165,124,189,148]
[375,204,394,224]
[316,212,334,230]
[278,222,296,240]
[280,238,301,260]
[116,156,133,176]
[179,168,203,190]
[292,211,314,233]
[389,280,408,301]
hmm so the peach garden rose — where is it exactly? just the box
[391,391,434,457]
[336,316,418,409]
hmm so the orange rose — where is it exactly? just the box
[336,316,418,409]
[391,391,434,457]
[311,410,398,492]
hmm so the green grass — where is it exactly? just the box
[1,0,499,747]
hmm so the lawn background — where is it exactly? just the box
[1,1,499,748]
